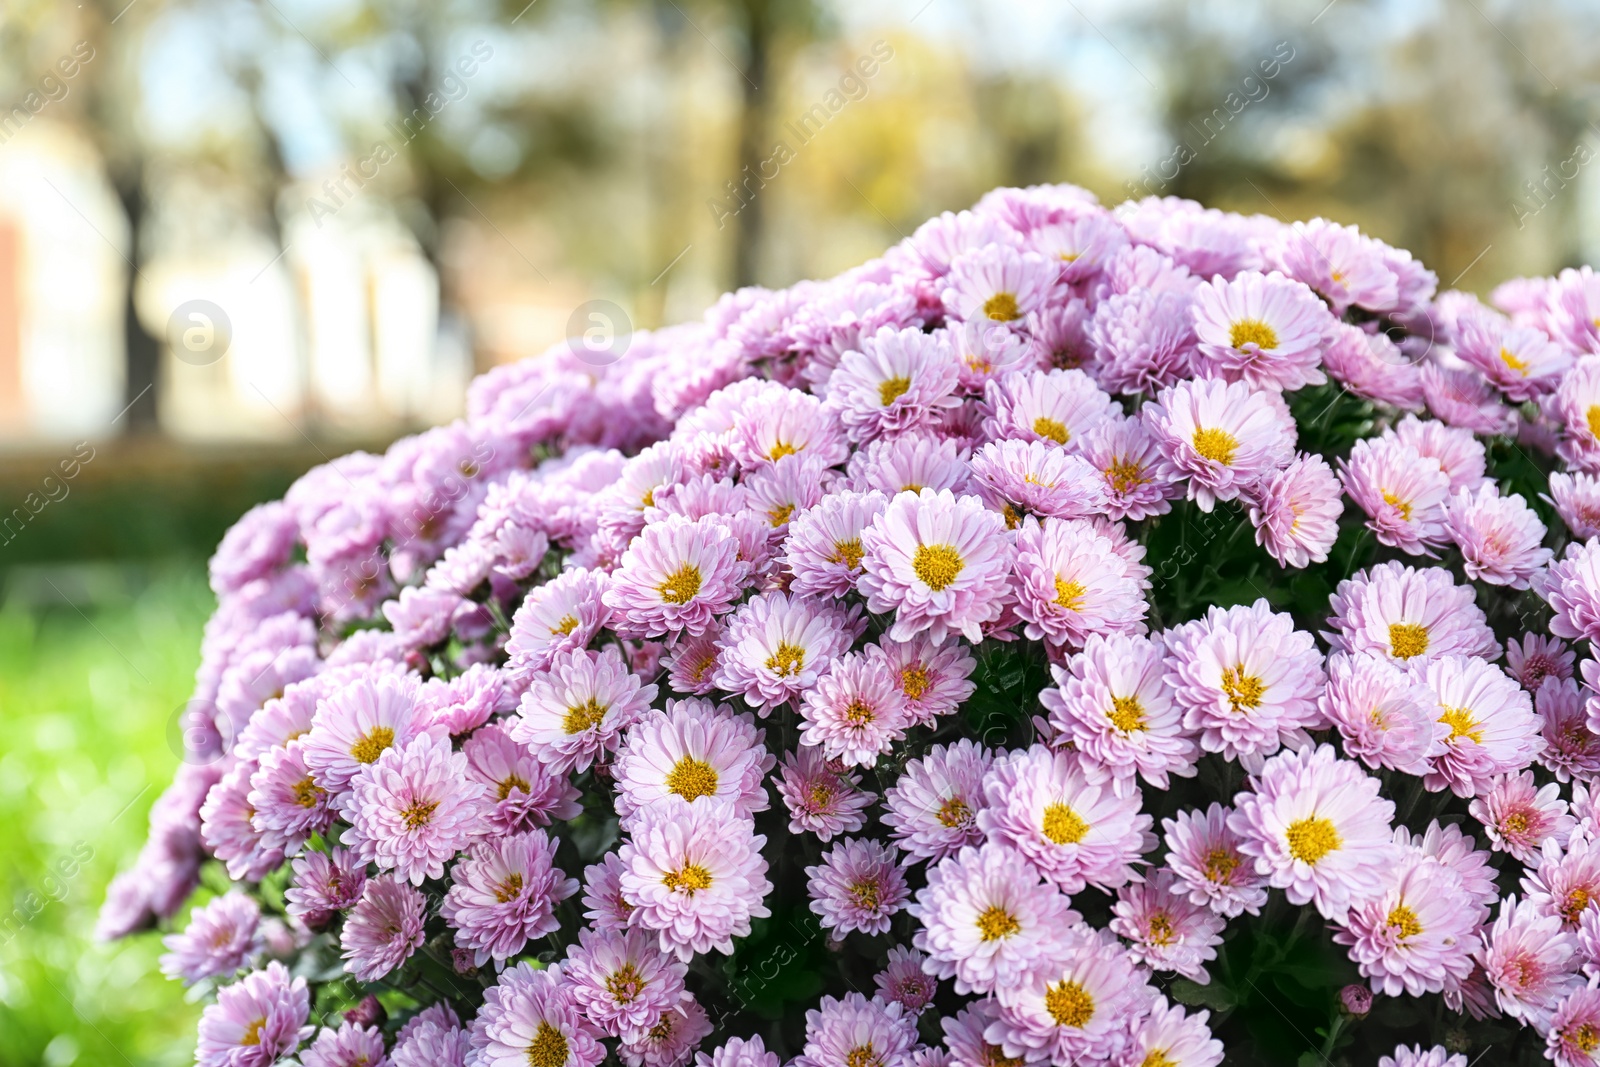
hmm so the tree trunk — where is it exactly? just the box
[112,169,160,433]
[731,0,772,289]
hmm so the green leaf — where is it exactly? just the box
[1169,979,1236,1011]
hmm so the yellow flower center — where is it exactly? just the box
[983,1046,1025,1067]
[984,292,1021,321]
[765,642,806,678]
[769,441,798,461]
[938,796,973,829]
[241,1018,265,1046]
[562,698,607,734]
[350,726,395,764]
[768,504,795,527]
[913,544,965,591]
[1588,406,1600,441]
[1562,888,1593,926]
[498,774,531,801]
[1500,346,1530,374]
[901,665,930,701]
[1386,903,1422,939]
[1285,816,1341,865]
[879,377,912,406]
[1054,578,1086,611]
[1104,458,1150,493]
[829,538,864,570]
[1571,1023,1600,1053]
[1044,980,1096,1028]
[1388,623,1429,660]
[843,700,877,727]
[1147,912,1175,945]
[400,800,439,830]
[1041,802,1089,845]
[1033,416,1071,444]
[976,905,1021,941]
[1108,695,1146,733]
[1439,707,1483,744]
[1203,848,1240,883]
[551,615,580,636]
[292,777,324,808]
[807,781,836,809]
[495,872,525,903]
[1220,666,1264,710]
[605,963,646,1003]
[1504,811,1530,835]
[658,564,703,605]
[662,863,713,893]
[1191,427,1238,465]
[665,756,719,802]
[846,1045,882,1067]
[849,879,882,912]
[1229,318,1279,350]
[1141,1052,1178,1067]
[527,1021,569,1067]
[1381,490,1412,521]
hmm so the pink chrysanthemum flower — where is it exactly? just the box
[1380,1047,1468,1067]
[1320,652,1446,774]
[1340,436,1451,556]
[463,723,582,834]
[1421,361,1516,436]
[563,926,689,1042]
[1123,999,1224,1067]
[939,999,1015,1067]
[798,652,913,768]
[1166,598,1325,767]
[1388,414,1488,492]
[1455,303,1573,402]
[742,453,832,536]
[1040,633,1197,790]
[512,646,658,775]
[1076,413,1180,521]
[1402,820,1500,925]
[909,841,1078,995]
[1549,979,1600,1067]
[794,992,919,1067]
[968,439,1108,524]
[1547,541,1600,645]
[1447,483,1553,589]
[981,368,1117,450]
[977,745,1154,893]
[1325,561,1499,665]
[1011,516,1148,649]
[1163,803,1268,919]
[696,1035,781,1067]
[859,488,1015,645]
[1087,289,1197,395]
[848,433,972,497]
[248,741,334,856]
[301,671,440,795]
[299,1021,387,1067]
[1192,269,1332,390]
[1478,895,1581,1031]
[285,846,366,929]
[784,490,888,600]
[504,568,611,682]
[942,245,1057,326]
[774,746,872,842]
[1143,377,1296,511]
[731,387,850,471]
[582,853,635,933]
[442,829,578,966]
[1539,678,1600,782]
[829,326,962,442]
[1230,743,1398,922]
[618,995,713,1067]
[874,946,938,1016]
[1246,452,1343,569]
[1512,632,1577,691]
[341,875,426,982]
[469,962,605,1067]
[200,759,284,882]
[883,740,991,863]
[604,515,750,639]
[807,838,910,936]
[1550,471,1600,540]
[987,926,1153,1065]
[1333,849,1479,997]
[1414,655,1543,798]
[345,732,487,885]
[195,961,312,1067]
[713,592,860,713]
[161,891,262,985]
[865,633,976,727]
[1321,323,1425,410]
[1110,869,1226,983]
[1525,836,1600,933]
[944,318,1043,394]
[1469,770,1574,865]
[1026,209,1129,281]
[1270,218,1400,314]
[618,796,772,960]
[614,698,774,825]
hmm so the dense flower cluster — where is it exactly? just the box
[103,184,1600,1066]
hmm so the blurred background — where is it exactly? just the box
[1,0,1598,1061]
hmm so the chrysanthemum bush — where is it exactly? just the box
[101,183,1600,1067]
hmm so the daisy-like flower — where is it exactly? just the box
[469,962,605,1067]
[604,515,750,639]
[1511,633,1577,691]
[1319,652,1446,774]
[1550,979,1600,1067]
[807,838,910,936]
[391,1005,471,1067]
[1379,1047,1467,1067]
[1454,303,1573,402]
[1246,452,1343,569]
[1525,836,1600,932]
[731,386,850,472]
[1230,743,1398,922]
[1026,209,1129,281]
[1143,377,1296,511]
[829,326,962,442]
[909,841,1079,995]
[968,439,1109,523]
[1075,413,1179,521]
[195,961,312,1067]
[1040,633,1197,790]
[1270,218,1400,314]
[793,992,919,1067]
[614,698,774,824]
[848,433,972,497]
[939,999,1016,1067]
[944,319,1044,394]
[798,652,913,768]
[1122,999,1224,1067]
[742,453,831,536]
[1192,269,1332,390]
[1414,655,1543,798]
[866,632,977,726]
[1087,289,1197,395]
[563,926,688,1042]
[512,646,658,775]
[1470,770,1574,865]
[942,245,1057,326]
[1478,895,1581,1030]
[696,1036,781,1067]
[1163,803,1269,918]
[582,853,634,933]
[665,629,722,697]
[1447,484,1553,589]
[874,946,938,1016]
[442,829,578,966]
[1166,599,1325,767]
[463,723,582,834]
[981,368,1118,450]
[618,796,772,960]
[299,1021,387,1067]
[1340,436,1452,556]
[199,759,284,883]
[1539,678,1600,783]
[774,746,873,842]
[1547,541,1600,645]
[883,740,991,863]
[1110,869,1226,983]
[1388,414,1488,492]
[977,745,1154,893]
[345,732,487,885]
[618,995,713,1067]
[1403,820,1501,925]
[301,671,439,795]
[1558,357,1600,472]
[784,490,888,600]
[1011,516,1149,649]
[988,926,1153,1066]
[1550,471,1600,540]
[1321,322,1425,410]
[341,875,426,982]
[161,892,262,985]
[713,592,860,713]
[1325,561,1499,666]
[1421,362,1516,436]
[1332,850,1479,996]
[248,741,334,856]
[285,846,366,928]
[859,488,1015,645]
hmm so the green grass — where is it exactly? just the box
[0,564,214,1067]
